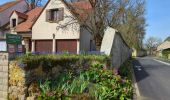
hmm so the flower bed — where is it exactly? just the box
[8,54,133,100]
[37,63,133,100]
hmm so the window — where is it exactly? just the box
[12,19,16,27]
[46,8,64,22]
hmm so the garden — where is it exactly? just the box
[8,54,133,100]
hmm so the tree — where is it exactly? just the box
[25,0,42,10]
[145,37,162,55]
[110,0,146,50]
[60,0,146,50]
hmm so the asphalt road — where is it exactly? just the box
[133,57,170,100]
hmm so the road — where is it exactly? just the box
[133,57,170,100]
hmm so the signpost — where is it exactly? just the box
[6,34,22,44]
[6,34,23,53]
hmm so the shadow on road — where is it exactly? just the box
[132,59,149,82]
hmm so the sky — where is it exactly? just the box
[145,0,170,41]
[0,0,170,41]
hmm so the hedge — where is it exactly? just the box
[17,54,111,70]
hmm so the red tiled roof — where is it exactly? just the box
[12,10,28,19]
[15,7,43,32]
[69,1,92,20]
[0,0,23,12]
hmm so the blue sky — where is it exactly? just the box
[146,0,170,41]
[0,0,170,41]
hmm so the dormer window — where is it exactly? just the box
[12,19,16,27]
[46,8,64,22]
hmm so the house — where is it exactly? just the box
[100,27,131,67]
[0,0,27,38]
[157,40,170,58]
[32,0,94,53]
[10,7,43,52]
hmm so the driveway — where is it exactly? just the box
[133,57,170,100]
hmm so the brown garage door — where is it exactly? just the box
[56,39,77,53]
[35,40,52,53]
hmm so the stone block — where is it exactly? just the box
[0,73,8,78]
[0,78,3,85]
[0,85,7,91]
[0,67,3,72]
[2,79,8,86]
[0,85,3,91]
[0,61,8,66]
[2,66,8,72]
[0,91,7,99]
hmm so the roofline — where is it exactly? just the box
[32,0,81,28]
[0,0,23,13]
[31,0,51,28]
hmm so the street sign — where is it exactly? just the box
[6,34,22,44]
[8,44,15,53]
[17,44,23,53]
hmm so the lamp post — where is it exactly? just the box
[52,34,56,54]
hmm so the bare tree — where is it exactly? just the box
[145,37,162,55]
[59,0,146,50]
[25,0,42,10]
[111,0,146,50]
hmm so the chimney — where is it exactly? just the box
[28,3,34,11]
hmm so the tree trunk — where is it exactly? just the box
[94,34,103,51]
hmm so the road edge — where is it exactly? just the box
[132,60,141,100]
[154,59,170,66]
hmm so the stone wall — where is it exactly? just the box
[101,27,131,68]
[0,52,8,100]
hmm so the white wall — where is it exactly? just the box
[0,41,7,51]
[32,0,80,40]
[101,27,131,68]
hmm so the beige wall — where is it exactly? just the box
[32,0,80,40]
[101,27,131,68]
[10,12,18,33]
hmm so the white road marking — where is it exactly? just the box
[154,59,170,66]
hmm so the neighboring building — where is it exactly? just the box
[157,41,170,51]
[157,40,170,57]
[32,0,94,53]
[10,7,43,52]
[0,0,27,38]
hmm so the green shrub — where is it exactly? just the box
[119,60,133,79]
[162,49,170,59]
[37,63,133,100]
[17,54,110,70]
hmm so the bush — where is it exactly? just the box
[37,63,133,100]
[17,54,110,70]
[162,49,170,59]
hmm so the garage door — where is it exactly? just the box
[35,40,52,53]
[56,40,77,53]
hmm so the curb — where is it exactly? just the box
[132,61,140,100]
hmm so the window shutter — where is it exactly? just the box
[59,8,64,21]
[46,9,51,22]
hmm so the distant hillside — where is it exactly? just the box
[165,36,170,41]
